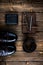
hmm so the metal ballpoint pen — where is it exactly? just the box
[29,16,32,32]
[26,13,32,33]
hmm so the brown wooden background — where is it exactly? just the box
[0,1,43,65]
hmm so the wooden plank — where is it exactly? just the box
[6,62,25,65]
[6,61,43,65]
[5,57,43,61]
[26,62,43,65]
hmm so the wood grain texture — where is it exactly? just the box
[6,62,43,65]
[0,3,43,65]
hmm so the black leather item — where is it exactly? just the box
[22,12,37,34]
[0,32,17,43]
[0,45,16,56]
[5,11,18,25]
[0,31,17,56]
[23,37,36,53]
